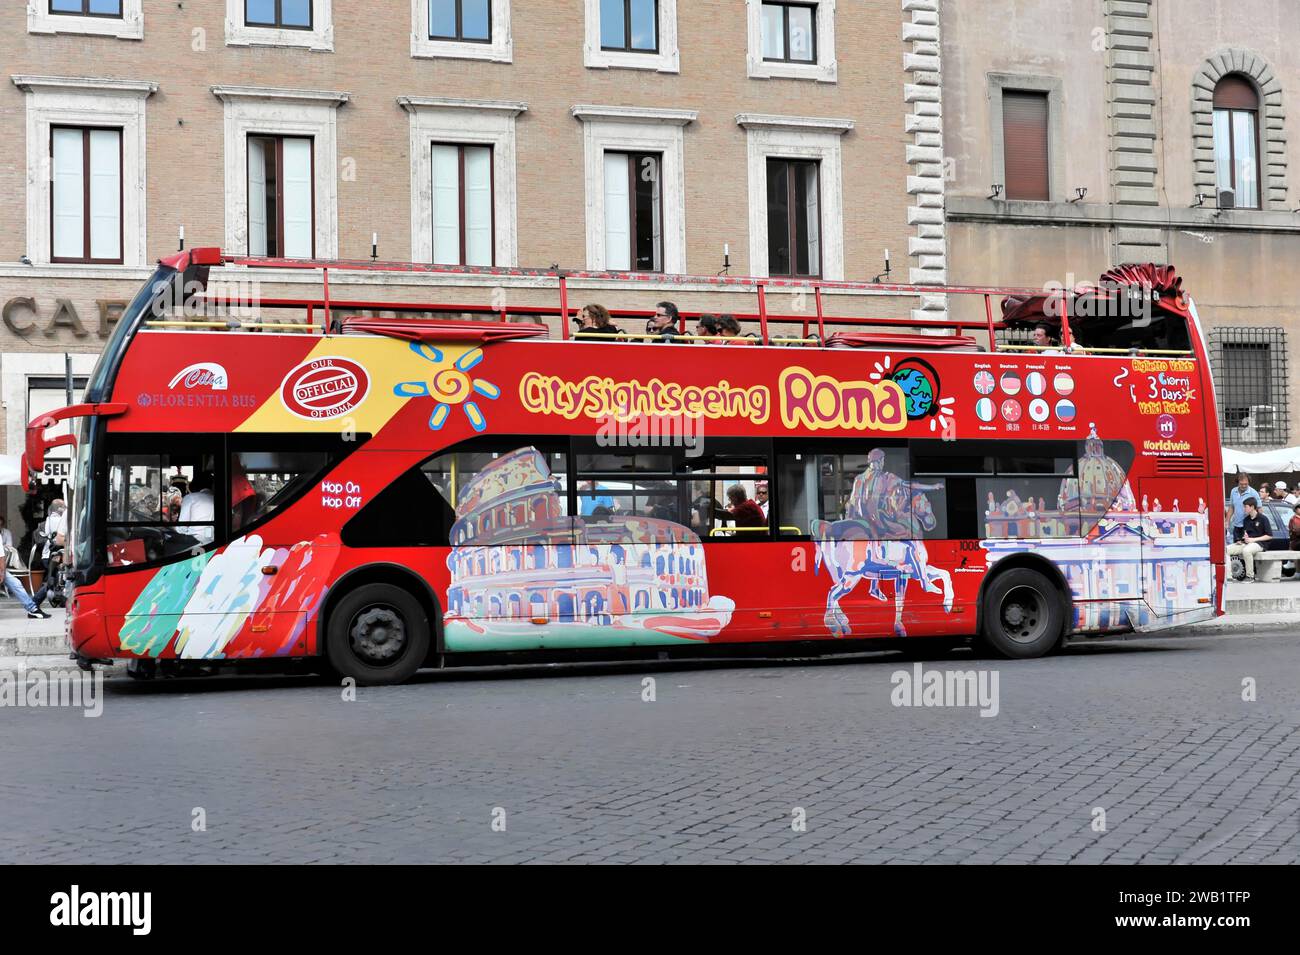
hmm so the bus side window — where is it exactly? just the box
[342,444,569,548]
[105,440,219,567]
[776,445,914,540]
[230,448,332,534]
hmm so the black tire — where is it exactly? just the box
[979,568,1066,659]
[325,583,430,685]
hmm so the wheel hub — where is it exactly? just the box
[999,586,1046,643]
[350,606,407,663]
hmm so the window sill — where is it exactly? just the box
[225,21,334,52]
[411,35,511,62]
[747,58,838,84]
[27,9,143,40]
[584,47,680,74]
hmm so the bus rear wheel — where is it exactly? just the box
[979,568,1065,659]
[325,583,430,685]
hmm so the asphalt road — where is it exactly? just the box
[3,631,1298,864]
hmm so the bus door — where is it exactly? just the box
[1137,477,1214,621]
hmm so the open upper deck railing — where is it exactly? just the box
[143,248,1198,356]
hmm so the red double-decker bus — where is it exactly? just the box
[26,249,1225,684]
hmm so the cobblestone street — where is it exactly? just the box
[2,631,1297,864]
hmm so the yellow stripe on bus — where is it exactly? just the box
[235,337,482,435]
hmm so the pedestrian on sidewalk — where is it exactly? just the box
[1227,472,1260,543]
[0,549,50,619]
[1289,502,1300,552]
[1227,498,1272,582]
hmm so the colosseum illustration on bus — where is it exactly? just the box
[442,447,735,651]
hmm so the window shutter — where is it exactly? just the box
[52,129,85,260]
[280,138,314,258]
[88,129,121,262]
[1002,91,1050,201]
[431,144,462,265]
[247,138,268,257]
[803,163,820,275]
[648,156,663,272]
[603,152,631,271]
[1213,75,1259,110]
[463,145,494,266]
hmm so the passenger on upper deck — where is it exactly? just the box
[575,304,624,339]
[718,315,754,345]
[646,301,686,343]
[1033,322,1064,355]
[695,314,721,344]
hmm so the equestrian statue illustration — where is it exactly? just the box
[812,449,953,637]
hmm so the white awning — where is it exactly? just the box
[1222,446,1300,474]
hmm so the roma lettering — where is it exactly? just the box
[779,366,907,432]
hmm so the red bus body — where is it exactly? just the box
[41,253,1225,674]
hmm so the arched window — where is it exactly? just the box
[1213,75,1261,208]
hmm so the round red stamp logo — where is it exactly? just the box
[280,357,370,420]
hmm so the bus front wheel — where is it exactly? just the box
[979,568,1066,659]
[325,583,430,685]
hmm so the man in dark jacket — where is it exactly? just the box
[1228,498,1272,581]
[646,301,685,342]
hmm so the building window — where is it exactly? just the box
[225,0,332,50]
[1213,75,1261,209]
[600,0,657,52]
[28,0,142,39]
[584,0,678,72]
[429,0,490,41]
[50,0,122,16]
[603,151,661,272]
[15,75,154,267]
[244,0,311,29]
[215,86,346,259]
[761,2,816,63]
[573,105,694,272]
[1211,327,1289,446]
[1001,90,1050,201]
[766,158,820,277]
[50,126,123,265]
[432,143,494,266]
[738,113,850,279]
[412,0,510,60]
[402,98,523,266]
[247,135,315,258]
[746,0,835,83]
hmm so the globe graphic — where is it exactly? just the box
[892,367,935,418]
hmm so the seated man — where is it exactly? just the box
[1227,498,1271,582]
[178,471,216,545]
[726,484,767,528]
[1,550,50,619]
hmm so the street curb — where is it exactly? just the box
[0,654,118,676]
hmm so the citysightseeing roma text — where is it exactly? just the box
[519,367,908,432]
